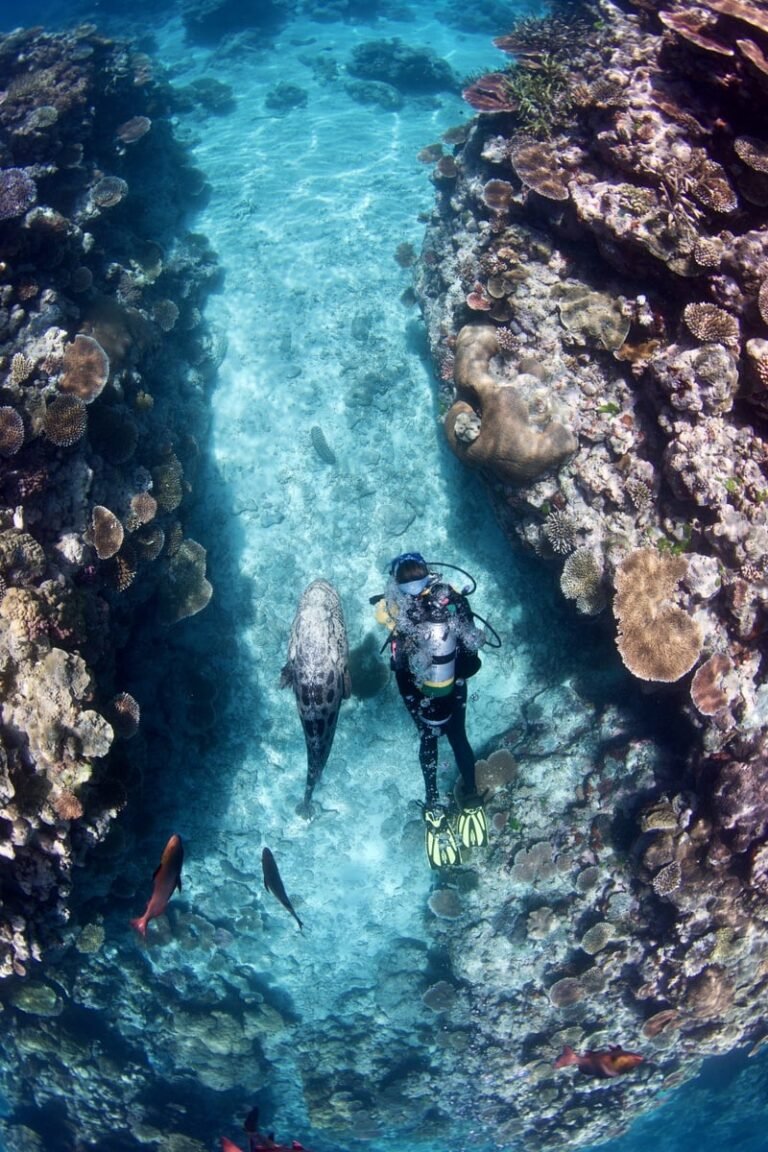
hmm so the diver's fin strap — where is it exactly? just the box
[423,806,461,869]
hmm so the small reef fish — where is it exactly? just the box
[554,1044,644,1078]
[280,579,351,817]
[262,846,303,930]
[130,833,184,937]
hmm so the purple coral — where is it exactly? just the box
[0,167,37,220]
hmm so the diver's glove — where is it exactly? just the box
[422,805,461,869]
[456,791,489,849]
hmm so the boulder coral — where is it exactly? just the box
[445,325,577,483]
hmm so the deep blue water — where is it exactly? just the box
[2,1,768,1150]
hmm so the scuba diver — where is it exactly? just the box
[373,551,490,869]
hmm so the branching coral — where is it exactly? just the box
[560,548,605,615]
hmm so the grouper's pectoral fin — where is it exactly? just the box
[279,662,293,689]
[176,876,183,893]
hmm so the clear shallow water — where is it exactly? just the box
[2,1,768,1149]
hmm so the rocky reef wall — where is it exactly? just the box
[0,23,219,982]
[413,0,768,1144]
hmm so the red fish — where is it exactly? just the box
[130,833,184,937]
[554,1044,644,1078]
[221,1107,307,1152]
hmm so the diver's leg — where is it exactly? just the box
[445,680,476,793]
[396,669,439,805]
[419,728,439,807]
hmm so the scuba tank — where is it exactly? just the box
[411,597,457,697]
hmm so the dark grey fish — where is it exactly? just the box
[262,847,303,930]
[280,579,351,817]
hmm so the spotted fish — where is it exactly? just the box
[280,579,351,817]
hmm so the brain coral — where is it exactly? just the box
[614,549,703,682]
[445,325,577,484]
[59,334,110,402]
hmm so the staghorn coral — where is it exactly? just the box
[444,326,577,484]
[614,549,703,683]
[58,334,110,403]
[43,395,87,447]
[108,543,138,593]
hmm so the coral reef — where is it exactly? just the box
[414,0,768,1144]
[0,24,218,983]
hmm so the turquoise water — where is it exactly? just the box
[1,1,767,1149]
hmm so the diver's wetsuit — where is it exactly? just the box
[390,581,481,806]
